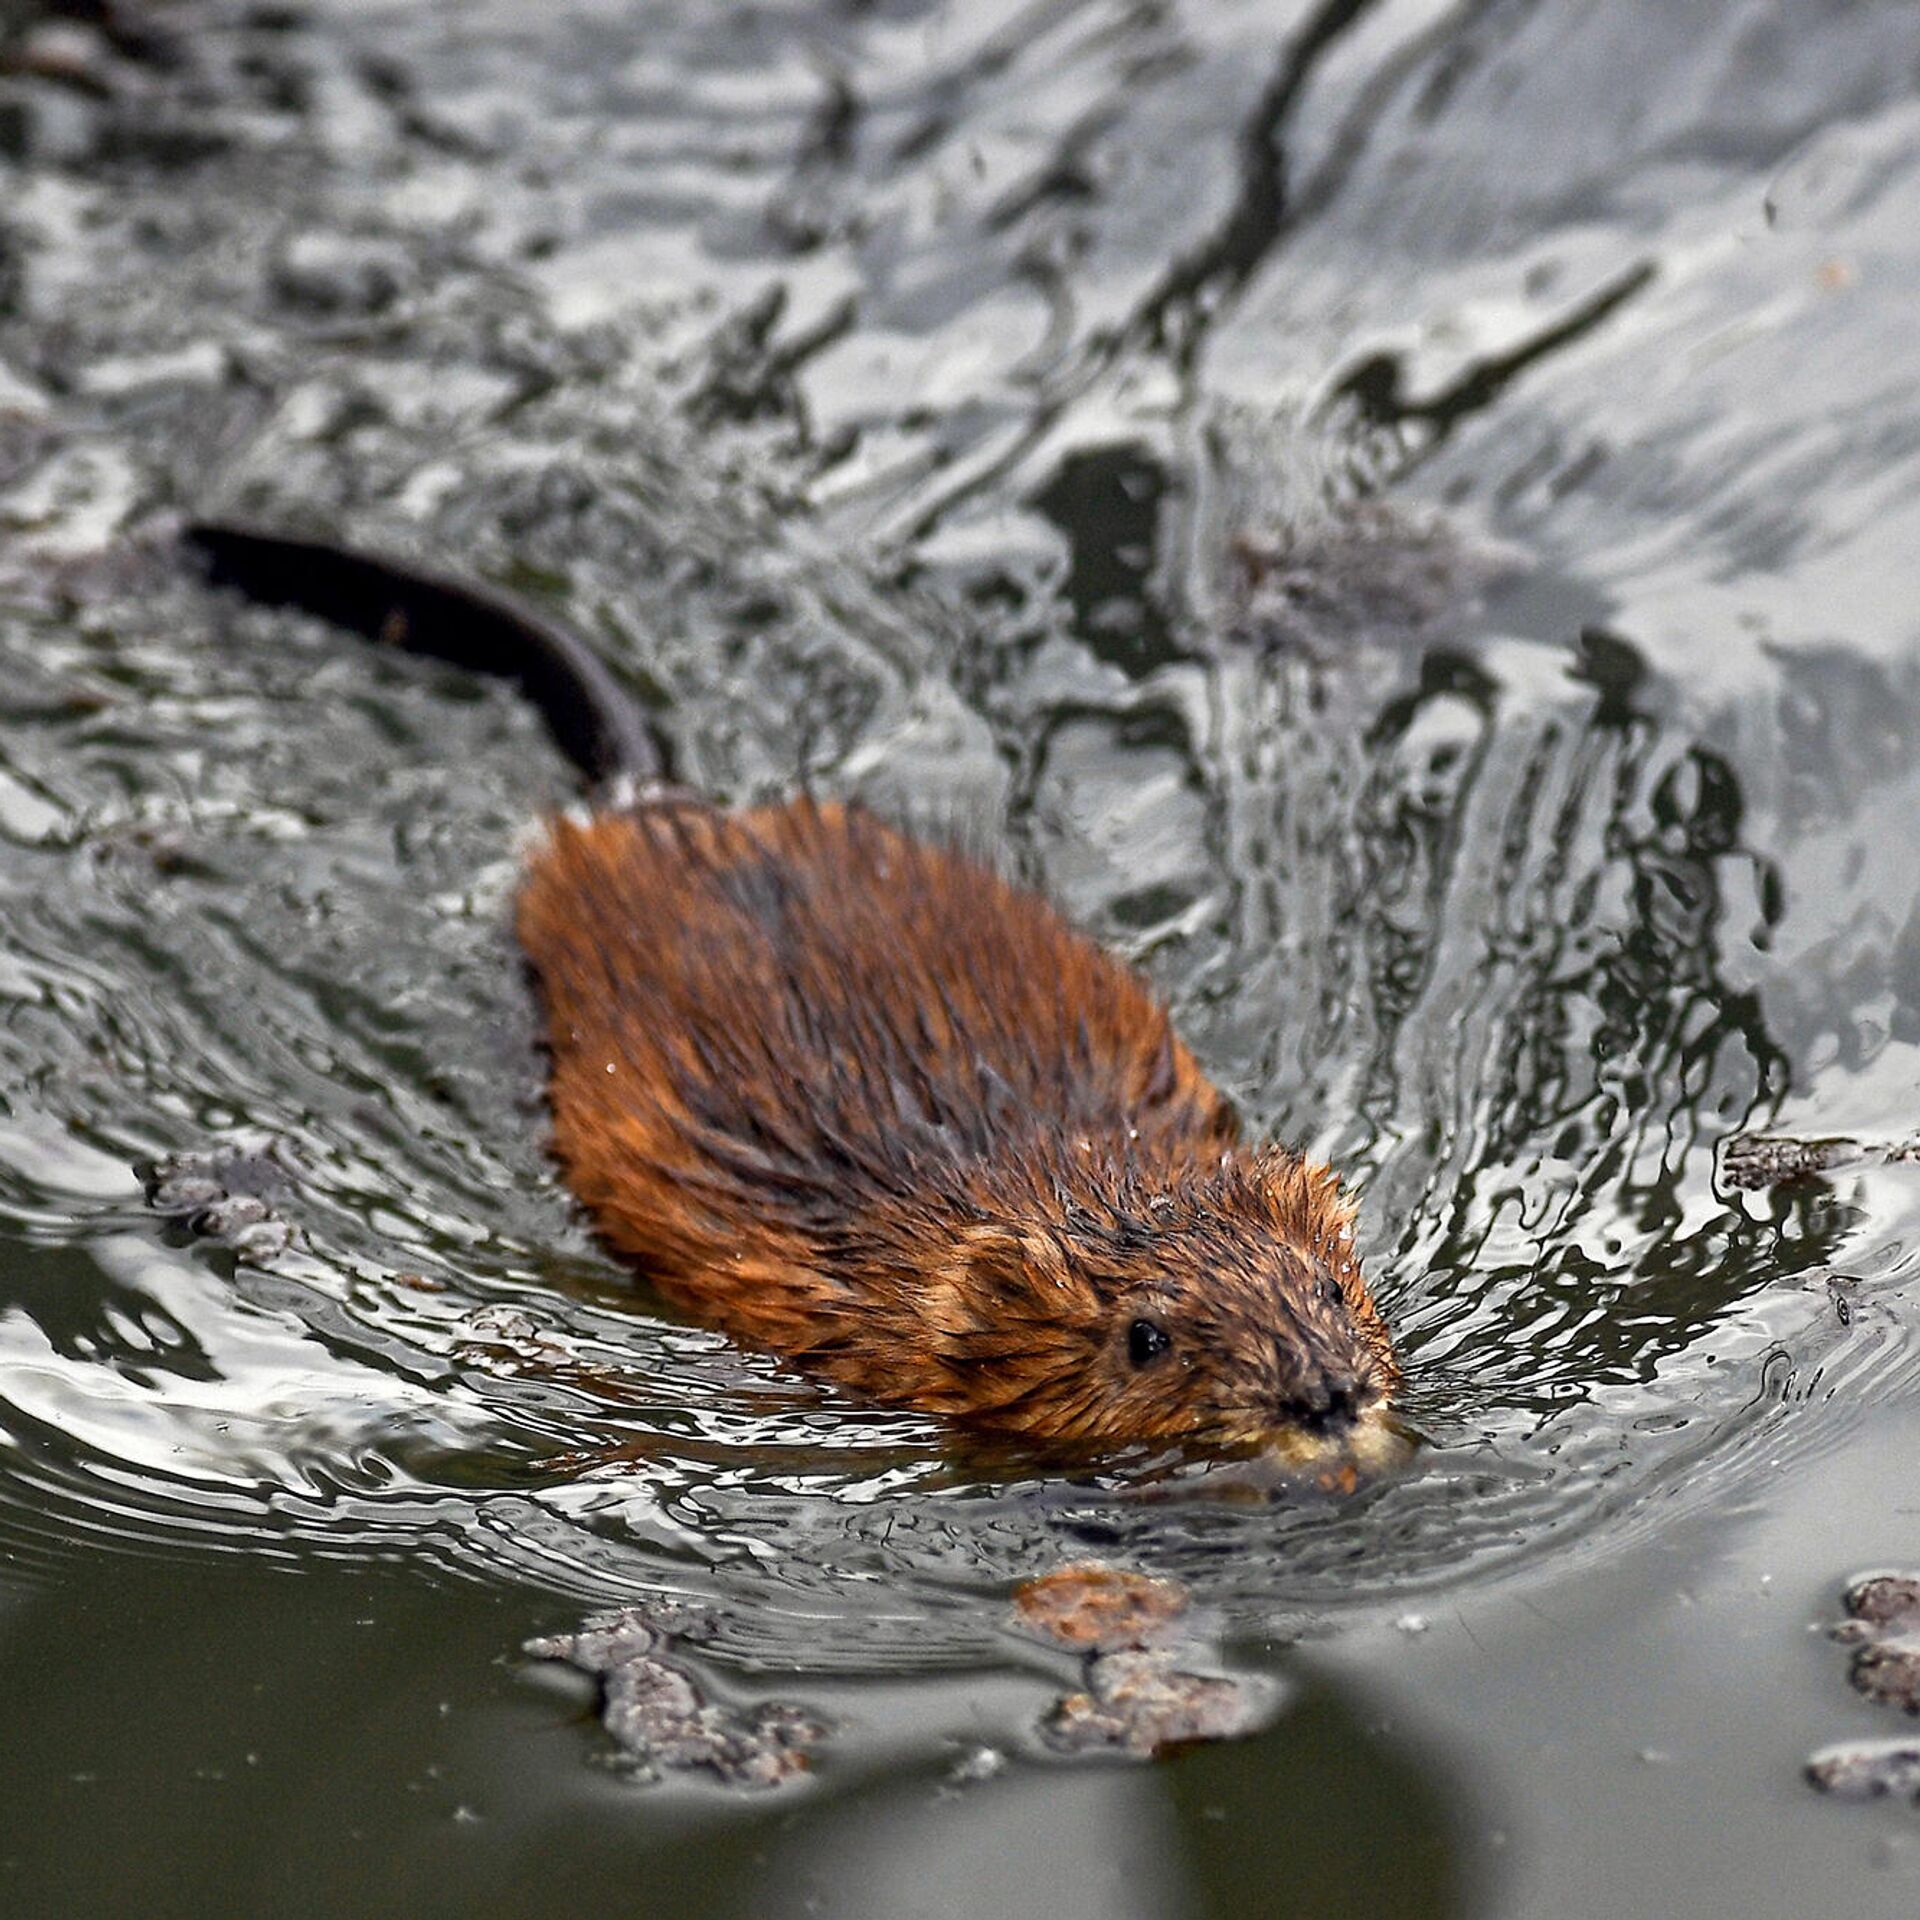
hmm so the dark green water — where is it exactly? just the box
[3,2,1920,1913]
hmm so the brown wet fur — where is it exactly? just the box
[518,796,1399,1461]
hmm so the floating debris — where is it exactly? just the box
[1042,1648,1267,1758]
[1013,1563,1188,1652]
[139,1144,294,1259]
[1832,1573,1920,1716]
[1223,497,1512,659]
[1808,1570,1920,1806]
[1807,1740,1920,1804]
[1720,1131,1920,1191]
[526,1606,830,1790]
[1839,1574,1920,1637]
[1012,1562,1274,1759]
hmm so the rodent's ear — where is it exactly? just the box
[949,1223,1084,1321]
[1253,1147,1356,1256]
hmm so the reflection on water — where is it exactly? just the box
[4,0,1920,1909]
[0,1535,1480,1919]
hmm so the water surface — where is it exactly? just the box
[3,3,1920,1914]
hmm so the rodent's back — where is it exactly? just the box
[519,798,1240,1358]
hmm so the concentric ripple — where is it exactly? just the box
[3,0,1920,1691]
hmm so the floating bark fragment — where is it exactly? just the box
[1831,1572,1920,1715]
[1808,1570,1920,1806]
[1012,1562,1275,1759]
[526,1606,830,1789]
[1224,500,1511,659]
[1840,1573,1920,1636]
[1851,1641,1920,1717]
[1013,1563,1188,1651]
[139,1144,295,1258]
[1806,1739,1920,1803]
[1041,1648,1267,1758]
[1720,1131,1920,1191]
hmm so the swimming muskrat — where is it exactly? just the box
[185,522,1401,1470]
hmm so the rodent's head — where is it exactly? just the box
[929,1150,1401,1471]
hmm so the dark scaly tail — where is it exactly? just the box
[183,521,667,788]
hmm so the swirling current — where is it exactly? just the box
[3,0,1920,1860]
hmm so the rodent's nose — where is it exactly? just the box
[1291,1373,1361,1438]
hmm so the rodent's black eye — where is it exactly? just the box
[1128,1318,1172,1368]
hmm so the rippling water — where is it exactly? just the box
[4,0,1920,1910]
